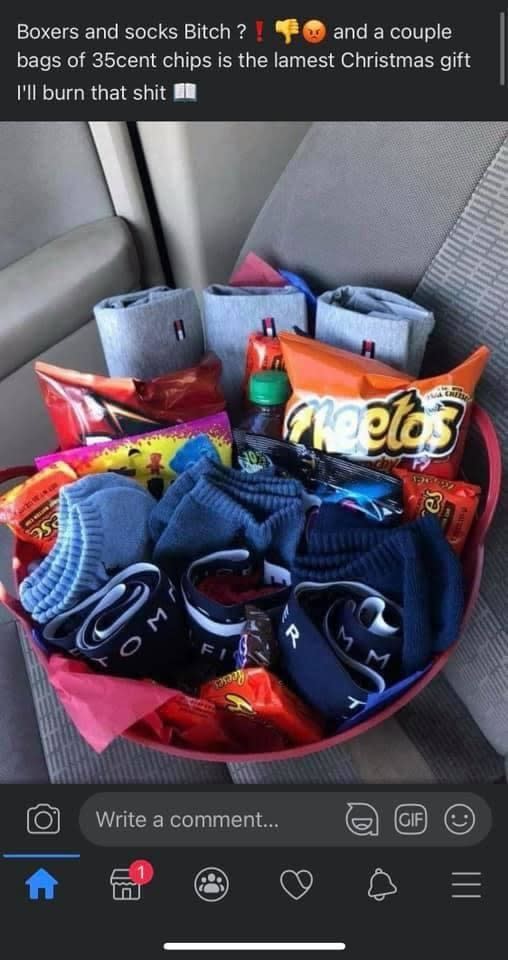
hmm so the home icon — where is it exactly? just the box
[25,868,58,901]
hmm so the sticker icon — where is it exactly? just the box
[345,802,380,837]
[444,804,476,836]
[280,869,314,901]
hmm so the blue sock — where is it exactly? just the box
[152,469,306,568]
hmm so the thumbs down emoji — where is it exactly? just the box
[275,19,300,45]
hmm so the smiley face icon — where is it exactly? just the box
[302,19,327,44]
[444,803,476,836]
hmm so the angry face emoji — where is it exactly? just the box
[302,19,327,44]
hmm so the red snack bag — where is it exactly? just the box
[158,692,287,753]
[280,331,490,479]
[159,692,219,731]
[201,668,324,746]
[0,462,77,555]
[393,468,481,554]
[35,354,225,450]
[244,330,285,392]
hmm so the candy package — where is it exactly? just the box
[201,667,324,746]
[279,332,490,479]
[36,413,233,499]
[158,692,288,753]
[234,429,403,524]
[35,354,225,449]
[394,468,481,554]
[0,463,77,554]
[234,605,278,669]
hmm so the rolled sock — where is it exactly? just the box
[20,474,154,623]
[94,286,204,379]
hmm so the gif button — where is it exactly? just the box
[394,804,428,836]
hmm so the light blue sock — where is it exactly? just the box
[22,473,127,593]
[21,474,155,623]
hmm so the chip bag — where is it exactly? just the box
[201,668,324,746]
[279,332,490,479]
[35,353,225,450]
[393,468,481,554]
[0,463,77,554]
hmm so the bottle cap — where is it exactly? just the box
[249,370,290,406]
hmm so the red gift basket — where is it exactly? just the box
[0,404,501,763]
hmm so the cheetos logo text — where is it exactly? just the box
[285,388,468,460]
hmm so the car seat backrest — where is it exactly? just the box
[0,121,113,270]
[0,122,141,466]
[241,121,508,293]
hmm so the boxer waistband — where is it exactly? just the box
[279,581,421,726]
[42,563,188,682]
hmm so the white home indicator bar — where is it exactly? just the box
[163,945,346,952]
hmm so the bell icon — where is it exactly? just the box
[368,867,398,902]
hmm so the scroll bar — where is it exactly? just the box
[163,945,346,952]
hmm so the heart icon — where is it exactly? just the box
[280,869,314,901]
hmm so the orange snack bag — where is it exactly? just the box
[393,468,480,554]
[0,463,77,554]
[201,667,324,746]
[279,332,490,479]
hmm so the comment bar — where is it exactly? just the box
[80,791,491,847]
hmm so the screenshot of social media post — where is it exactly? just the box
[0,1,506,956]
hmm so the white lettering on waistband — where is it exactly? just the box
[285,623,300,649]
[120,636,143,658]
[147,607,169,632]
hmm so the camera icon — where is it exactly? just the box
[26,803,61,836]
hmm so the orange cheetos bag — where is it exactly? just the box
[279,332,490,479]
